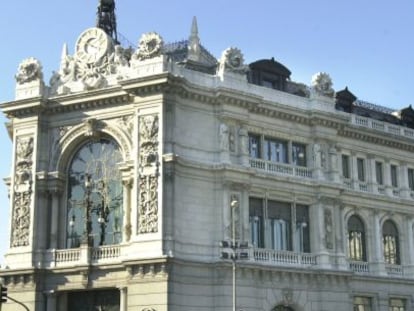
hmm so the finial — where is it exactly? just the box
[188,16,201,62]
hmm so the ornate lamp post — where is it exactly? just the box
[220,197,249,311]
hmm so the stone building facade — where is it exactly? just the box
[1,14,414,311]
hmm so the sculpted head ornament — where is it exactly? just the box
[135,32,164,60]
[15,57,43,84]
[221,47,245,70]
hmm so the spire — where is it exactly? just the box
[59,43,68,73]
[188,16,201,62]
[96,0,118,44]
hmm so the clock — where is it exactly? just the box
[76,27,111,64]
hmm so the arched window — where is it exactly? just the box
[66,138,123,248]
[382,220,400,265]
[347,215,366,261]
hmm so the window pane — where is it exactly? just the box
[296,205,310,253]
[348,215,366,261]
[268,200,291,250]
[376,162,383,185]
[342,155,350,178]
[391,165,398,187]
[292,143,306,166]
[408,168,414,191]
[249,198,264,248]
[248,134,261,158]
[389,298,405,311]
[67,139,123,248]
[357,158,365,181]
[264,138,287,163]
[383,220,400,264]
[354,297,372,311]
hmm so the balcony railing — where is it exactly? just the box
[251,248,316,266]
[249,158,313,179]
[386,264,403,276]
[47,244,122,267]
[349,261,369,273]
[352,115,414,140]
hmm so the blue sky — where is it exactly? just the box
[0,0,413,264]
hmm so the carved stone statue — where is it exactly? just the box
[218,47,248,74]
[311,72,334,97]
[15,58,43,84]
[219,123,229,151]
[134,32,164,61]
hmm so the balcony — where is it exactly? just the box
[46,244,122,268]
[349,260,369,273]
[249,158,313,179]
[351,114,414,140]
[250,248,316,267]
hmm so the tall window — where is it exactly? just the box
[383,220,400,265]
[357,158,365,181]
[248,134,261,158]
[347,215,366,261]
[376,161,384,185]
[389,298,405,311]
[292,143,306,167]
[248,133,307,168]
[268,201,291,251]
[264,137,288,163]
[249,198,309,252]
[390,165,398,187]
[408,168,414,191]
[66,139,123,248]
[342,154,350,179]
[354,297,372,311]
[249,198,264,248]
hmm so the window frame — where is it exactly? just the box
[347,215,367,262]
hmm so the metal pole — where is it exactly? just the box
[231,198,238,311]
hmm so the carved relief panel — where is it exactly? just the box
[138,115,160,234]
[11,136,34,247]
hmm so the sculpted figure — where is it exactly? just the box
[218,47,248,74]
[134,32,164,60]
[15,58,43,84]
[311,72,334,97]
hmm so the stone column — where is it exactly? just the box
[45,291,57,311]
[384,160,392,196]
[119,287,128,311]
[328,144,339,183]
[399,163,410,199]
[371,212,386,275]
[122,178,133,243]
[50,190,61,249]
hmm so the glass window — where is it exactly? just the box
[292,143,306,166]
[295,205,310,253]
[248,134,261,158]
[383,220,400,265]
[408,168,414,191]
[389,298,405,311]
[264,138,288,163]
[68,289,120,311]
[354,296,372,311]
[249,198,264,248]
[268,200,291,251]
[348,215,366,261]
[391,165,398,187]
[342,155,350,179]
[250,198,310,253]
[357,158,365,181]
[376,161,383,185]
[66,139,123,248]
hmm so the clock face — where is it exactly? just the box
[76,27,111,63]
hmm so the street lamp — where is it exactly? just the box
[220,197,249,311]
